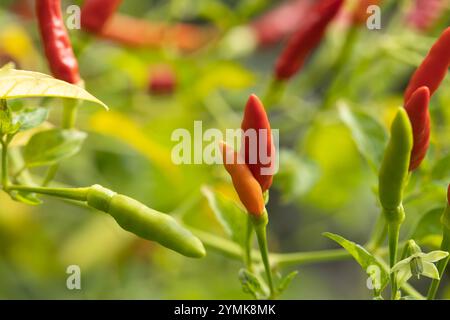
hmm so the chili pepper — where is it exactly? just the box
[404,27,450,103]
[240,94,274,192]
[250,0,312,47]
[378,108,413,219]
[406,0,447,31]
[352,0,381,25]
[35,0,80,84]
[275,0,344,80]
[81,0,123,33]
[404,86,431,171]
[148,65,176,96]
[86,185,205,258]
[221,142,265,217]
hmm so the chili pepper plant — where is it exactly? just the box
[0,0,449,300]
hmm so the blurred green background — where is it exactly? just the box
[0,0,449,299]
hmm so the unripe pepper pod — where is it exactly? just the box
[36,0,81,84]
[86,185,206,258]
[220,142,265,217]
[378,108,413,219]
[241,94,274,192]
[404,86,431,171]
[404,27,450,103]
[274,0,344,80]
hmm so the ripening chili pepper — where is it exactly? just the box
[275,0,344,81]
[221,142,265,217]
[351,0,381,25]
[406,0,447,31]
[148,65,177,96]
[81,0,123,33]
[378,108,413,219]
[404,27,450,103]
[240,94,274,192]
[250,0,312,47]
[404,86,431,171]
[35,0,80,84]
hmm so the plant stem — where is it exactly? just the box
[388,221,401,300]
[244,216,254,271]
[1,138,8,190]
[366,214,388,252]
[427,231,450,300]
[254,221,275,299]
[273,249,350,268]
[62,98,79,129]
[7,184,89,201]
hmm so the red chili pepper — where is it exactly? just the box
[81,0,123,33]
[404,86,431,171]
[148,65,177,95]
[221,142,265,217]
[404,27,450,103]
[250,0,312,47]
[406,0,447,31]
[36,0,80,84]
[274,0,344,80]
[240,94,274,192]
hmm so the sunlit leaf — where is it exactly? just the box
[13,107,48,131]
[0,64,107,109]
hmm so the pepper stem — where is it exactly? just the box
[244,215,254,272]
[252,210,275,299]
[388,221,401,300]
[7,185,89,201]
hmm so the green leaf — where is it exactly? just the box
[277,271,298,294]
[10,191,42,206]
[24,129,87,167]
[276,150,319,202]
[0,64,107,109]
[411,208,445,248]
[338,102,388,171]
[324,232,389,294]
[0,99,19,135]
[238,268,267,300]
[13,107,48,131]
[201,186,247,246]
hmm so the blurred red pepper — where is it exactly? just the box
[10,0,34,20]
[404,27,450,103]
[240,94,274,192]
[250,0,313,47]
[148,65,176,96]
[275,0,344,80]
[36,0,80,84]
[81,0,123,33]
[94,14,215,52]
[404,86,431,171]
[406,0,448,31]
[221,142,265,217]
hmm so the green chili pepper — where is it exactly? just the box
[378,108,413,222]
[8,184,206,258]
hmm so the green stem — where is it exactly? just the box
[255,222,276,299]
[1,138,8,190]
[427,231,450,300]
[7,184,89,201]
[41,164,60,187]
[62,99,79,129]
[273,249,350,268]
[388,221,401,300]
[244,216,254,271]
